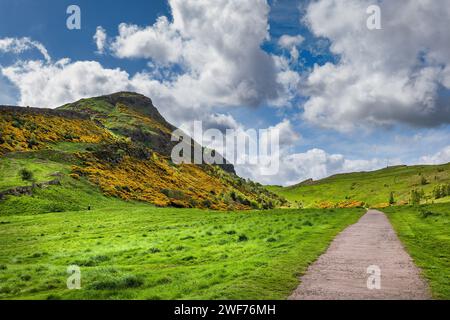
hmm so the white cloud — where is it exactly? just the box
[236,148,387,186]
[421,146,450,165]
[271,54,301,107]
[111,17,182,64]
[109,0,287,108]
[0,37,50,62]
[267,119,300,148]
[202,113,241,132]
[278,35,304,62]
[278,34,304,49]
[2,59,131,107]
[93,26,107,54]
[302,0,450,131]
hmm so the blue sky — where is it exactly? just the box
[1,0,449,185]
[0,1,168,73]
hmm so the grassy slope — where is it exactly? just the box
[0,156,67,190]
[0,199,364,299]
[384,203,450,299]
[0,142,91,191]
[269,163,450,208]
[0,149,128,215]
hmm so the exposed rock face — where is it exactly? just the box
[0,179,61,200]
[59,92,235,174]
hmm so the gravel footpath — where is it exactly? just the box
[289,210,431,300]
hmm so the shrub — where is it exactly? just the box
[250,200,260,209]
[420,176,428,185]
[28,136,38,148]
[122,275,144,288]
[237,234,248,242]
[182,255,196,261]
[419,207,437,219]
[30,252,46,258]
[89,274,144,290]
[202,199,212,208]
[75,254,110,266]
[0,286,11,294]
[433,184,450,199]
[20,274,32,281]
[12,118,25,128]
[156,276,172,285]
[236,194,251,206]
[148,248,161,254]
[63,133,79,140]
[389,192,395,205]
[19,168,34,182]
[410,189,423,205]
[188,198,198,207]
[161,189,185,200]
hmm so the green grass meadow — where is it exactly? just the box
[0,202,364,300]
[384,203,450,299]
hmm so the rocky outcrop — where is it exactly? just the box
[0,179,61,200]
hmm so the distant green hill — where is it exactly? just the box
[268,164,450,208]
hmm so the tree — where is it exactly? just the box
[441,184,449,197]
[433,185,442,199]
[433,184,450,199]
[420,176,428,185]
[410,189,422,205]
[389,192,395,205]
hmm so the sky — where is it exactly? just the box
[1,0,450,185]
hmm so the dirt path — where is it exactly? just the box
[289,210,431,300]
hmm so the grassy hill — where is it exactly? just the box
[0,92,286,211]
[268,164,450,209]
